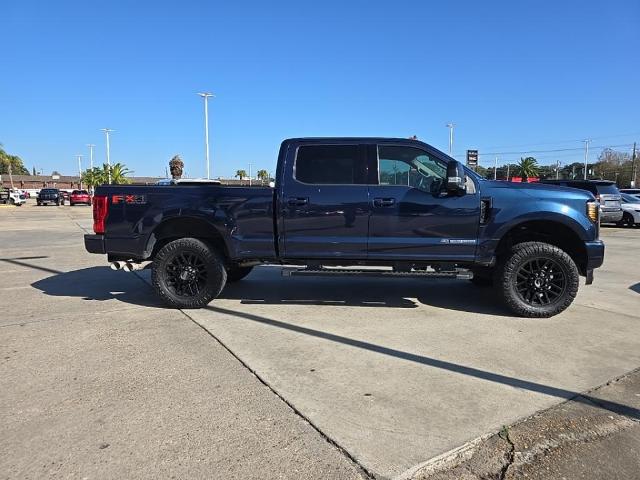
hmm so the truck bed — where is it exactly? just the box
[96,184,277,261]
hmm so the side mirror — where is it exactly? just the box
[446,160,467,195]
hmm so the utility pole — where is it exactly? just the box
[556,160,561,179]
[583,139,590,180]
[446,123,455,156]
[101,128,114,184]
[631,142,637,188]
[77,155,83,189]
[494,156,498,180]
[86,144,95,170]
[197,92,214,179]
[248,162,252,186]
[506,163,510,181]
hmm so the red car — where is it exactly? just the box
[69,189,92,206]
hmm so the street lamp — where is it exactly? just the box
[87,144,95,170]
[101,128,114,184]
[197,92,215,179]
[77,154,83,188]
[446,123,455,156]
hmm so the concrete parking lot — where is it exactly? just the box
[1,202,639,479]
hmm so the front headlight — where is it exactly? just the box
[586,201,599,223]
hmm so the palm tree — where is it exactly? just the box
[235,169,247,184]
[110,163,132,184]
[256,169,269,184]
[81,167,105,191]
[518,157,539,182]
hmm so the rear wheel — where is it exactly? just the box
[226,265,254,282]
[152,238,227,309]
[9,198,14,205]
[495,241,579,318]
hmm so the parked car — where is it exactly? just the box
[84,137,605,318]
[539,179,623,224]
[70,190,92,206]
[5,190,27,206]
[620,188,640,196]
[619,193,640,227]
[60,190,70,201]
[37,188,65,206]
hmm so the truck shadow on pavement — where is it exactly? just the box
[23,261,508,315]
[218,266,509,315]
[630,283,640,294]
[28,265,164,308]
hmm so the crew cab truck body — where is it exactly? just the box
[85,138,604,317]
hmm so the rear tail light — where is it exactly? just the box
[93,195,109,234]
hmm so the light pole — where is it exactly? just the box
[446,123,455,156]
[494,156,498,180]
[197,92,215,179]
[583,139,590,180]
[77,154,83,189]
[101,128,114,184]
[87,144,95,170]
[248,162,252,186]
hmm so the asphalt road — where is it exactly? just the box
[1,202,639,479]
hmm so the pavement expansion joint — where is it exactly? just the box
[131,270,377,479]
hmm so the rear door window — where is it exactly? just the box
[294,145,366,184]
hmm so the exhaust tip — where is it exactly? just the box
[110,261,123,270]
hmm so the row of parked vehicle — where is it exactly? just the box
[36,188,92,206]
[539,180,640,227]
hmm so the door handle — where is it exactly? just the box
[287,197,309,206]
[374,197,395,207]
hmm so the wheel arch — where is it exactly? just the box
[494,219,589,275]
[145,216,231,261]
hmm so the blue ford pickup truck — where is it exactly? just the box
[85,137,604,317]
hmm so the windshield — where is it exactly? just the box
[621,193,640,203]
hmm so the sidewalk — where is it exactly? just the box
[408,369,640,480]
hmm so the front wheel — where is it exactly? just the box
[152,238,227,309]
[496,241,579,318]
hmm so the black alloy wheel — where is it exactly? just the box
[496,241,579,318]
[514,257,566,306]
[152,238,227,309]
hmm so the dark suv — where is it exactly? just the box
[540,180,623,223]
[37,188,65,206]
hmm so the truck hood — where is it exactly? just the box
[479,180,594,201]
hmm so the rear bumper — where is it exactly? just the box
[600,209,623,223]
[84,234,106,254]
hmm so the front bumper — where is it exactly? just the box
[84,234,106,254]
[584,240,605,284]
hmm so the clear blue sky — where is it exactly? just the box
[1,0,639,178]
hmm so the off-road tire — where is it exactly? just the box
[495,241,579,318]
[37,201,41,206]
[9,198,14,205]
[226,265,254,282]
[152,238,227,309]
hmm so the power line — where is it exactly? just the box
[453,143,634,158]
